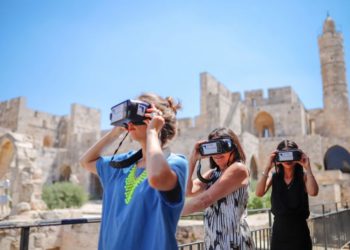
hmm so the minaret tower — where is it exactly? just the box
[318,15,350,137]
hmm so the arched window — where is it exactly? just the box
[254,111,275,138]
[252,99,257,107]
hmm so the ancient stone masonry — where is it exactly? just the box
[317,16,350,138]
[0,99,101,217]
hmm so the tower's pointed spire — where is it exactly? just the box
[323,14,335,33]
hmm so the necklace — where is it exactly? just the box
[124,165,147,204]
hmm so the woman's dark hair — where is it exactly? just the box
[208,127,246,169]
[275,139,303,176]
[276,139,299,151]
[137,93,181,147]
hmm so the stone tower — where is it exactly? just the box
[318,15,350,138]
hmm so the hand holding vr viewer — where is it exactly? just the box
[198,137,235,156]
[275,149,303,162]
[110,99,164,128]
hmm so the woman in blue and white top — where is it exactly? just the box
[182,127,254,250]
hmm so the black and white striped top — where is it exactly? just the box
[204,170,255,250]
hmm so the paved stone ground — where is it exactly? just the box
[80,201,102,217]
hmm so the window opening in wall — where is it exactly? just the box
[254,111,275,138]
[263,127,270,138]
[309,119,315,135]
[252,99,256,107]
[324,145,350,173]
[59,165,72,182]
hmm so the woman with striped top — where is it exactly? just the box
[182,127,255,250]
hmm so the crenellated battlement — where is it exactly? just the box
[0,96,26,131]
[243,86,300,106]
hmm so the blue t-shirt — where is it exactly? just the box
[96,151,188,250]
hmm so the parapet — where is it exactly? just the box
[242,86,302,106]
[244,89,264,106]
[0,97,27,131]
[70,103,101,134]
[267,86,299,105]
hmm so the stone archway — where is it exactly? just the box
[324,145,350,173]
[250,156,258,180]
[254,111,275,137]
[0,138,15,179]
[0,137,15,217]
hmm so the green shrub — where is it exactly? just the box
[247,179,271,210]
[42,182,88,209]
[248,190,271,210]
[248,193,263,209]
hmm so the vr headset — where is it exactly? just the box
[275,149,302,162]
[110,99,151,127]
[199,138,234,156]
[108,99,151,168]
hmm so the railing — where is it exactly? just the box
[178,241,204,250]
[0,218,101,250]
[248,208,272,250]
[177,203,350,250]
[251,227,271,250]
[309,208,350,249]
[0,202,348,250]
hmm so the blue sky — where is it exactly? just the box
[1,1,349,129]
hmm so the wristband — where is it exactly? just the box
[306,171,314,176]
[262,171,269,178]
